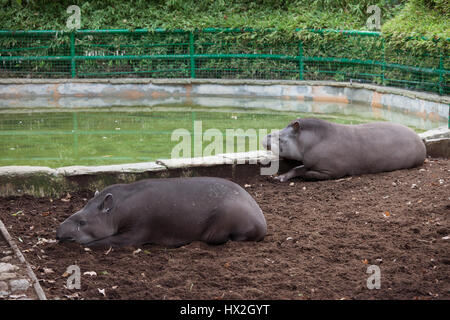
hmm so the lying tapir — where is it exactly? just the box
[56,177,267,247]
[262,118,426,182]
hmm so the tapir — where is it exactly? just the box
[262,118,426,182]
[56,177,267,247]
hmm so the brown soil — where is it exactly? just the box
[0,158,449,300]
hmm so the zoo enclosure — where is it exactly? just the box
[0,28,448,94]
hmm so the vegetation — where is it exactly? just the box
[0,0,447,38]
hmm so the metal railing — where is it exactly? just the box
[0,28,448,94]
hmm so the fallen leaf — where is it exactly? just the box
[83,271,97,277]
[35,238,57,246]
[98,288,106,296]
[64,292,79,299]
[383,211,391,217]
[43,268,54,274]
[224,262,230,268]
[133,248,142,255]
[104,246,112,255]
[41,211,51,217]
[362,259,369,264]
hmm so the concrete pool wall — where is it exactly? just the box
[0,79,448,122]
[0,79,448,197]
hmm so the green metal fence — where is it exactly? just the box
[0,28,448,94]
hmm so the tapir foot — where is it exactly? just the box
[274,165,305,182]
[274,174,290,182]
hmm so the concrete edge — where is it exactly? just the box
[0,219,47,300]
[0,150,284,197]
[0,78,448,105]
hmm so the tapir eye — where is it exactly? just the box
[78,220,87,226]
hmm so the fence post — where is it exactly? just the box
[298,40,304,80]
[438,50,444,96]
[381,36,386,86]
[189,31,196,78]
[70,32,76,78]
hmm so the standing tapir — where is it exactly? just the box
[56,177,267,247]
[262,118,426,182]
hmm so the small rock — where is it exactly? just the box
[289,182,295,186]
[9,294,27,299]
[0,281,8,291]
[9,279,30,292]
[392,182,397,186]
[0,272,17,281]
[0,290,10,297]
[411,184,417,189]
[0,263,19,273]
[286,237,293,241]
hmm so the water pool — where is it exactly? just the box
[0,100,446,168]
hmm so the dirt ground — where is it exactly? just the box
[0,158,448,300]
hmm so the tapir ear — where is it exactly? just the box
[94,190,99,197]
[292,120,300,131]
[99,193,114,214]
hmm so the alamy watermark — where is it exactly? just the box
[366,265,381,289]
[65,265,81,290]
[171,121,280,176]
[366,5,381,31]
[66,5,81,30]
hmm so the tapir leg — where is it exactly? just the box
[276,165,333,181]
[201,205,266,244]
[86,233,137,247]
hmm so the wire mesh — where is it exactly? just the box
[0,29,448,94]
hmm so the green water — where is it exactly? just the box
[0,103,432,168]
